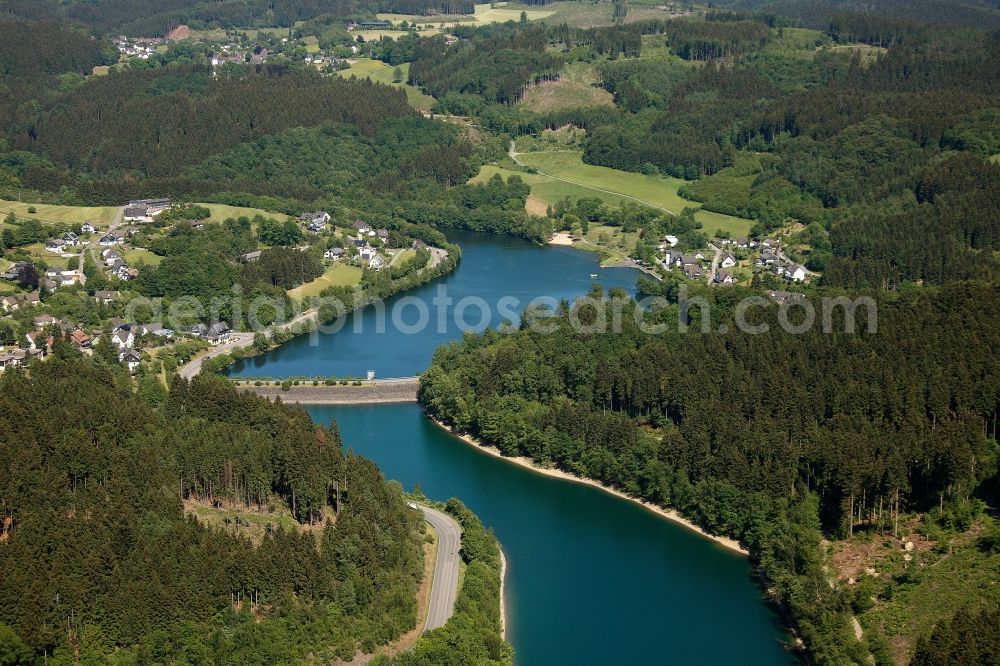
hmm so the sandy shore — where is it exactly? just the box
[548,232,575,246]
[499,547,508,639]
[430,418,748,556]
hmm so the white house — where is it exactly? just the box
[720,253,737,269]
[205,322,232,345]
[81,222,96,234]
[301,211,331,232]
[45,239,67,253]
[358,246,377,261]
[119,348,141,373]
[62,232,80,246]
[368,254,385,271]
[713,270,735,285]
[324,247,345,260]
[664,235,679,247]
[98,233,121,247]
[786,265,808,282]
[112,328,135,349]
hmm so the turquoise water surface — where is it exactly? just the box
[240,232,792,664]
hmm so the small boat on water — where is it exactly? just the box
[590,273,599,279]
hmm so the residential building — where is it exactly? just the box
[119,348,141,373]
[94,290,120,304]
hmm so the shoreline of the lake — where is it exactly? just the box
[428,416,748,556]
[499,546,508,640]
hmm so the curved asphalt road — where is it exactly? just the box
[419,504,462,632]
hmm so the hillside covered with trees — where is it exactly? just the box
[391,10,1000,288]
[420,282,1000,664]
[1,0,475,36]
[0,359,426,663]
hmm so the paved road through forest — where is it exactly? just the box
[418,504,462,632]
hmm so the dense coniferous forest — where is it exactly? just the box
[0,28,548,242]
[421,283,1000,664]
[710,0,1000,30]
[408,27,563,105]
[0,0,474,36]
[13,65,417,179]
[0,359,425,663]
[1,1,999,662]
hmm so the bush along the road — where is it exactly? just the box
[376,498,512,666]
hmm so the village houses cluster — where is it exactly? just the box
[115,35,164,59]
[658,234,808,286]
[2,196,439,378]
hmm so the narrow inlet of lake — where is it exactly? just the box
[310,403,792,665]
[235,232,792,663]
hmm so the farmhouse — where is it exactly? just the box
[128,198,171,214]
[123,205,149,221]
[348,20,391,30]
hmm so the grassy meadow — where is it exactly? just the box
[377,2,556,29]
[198,203,290,224]
[336,59,435,111]
[499,150,754,237]
[287,262,363,301]
[122,248,163,266]
[0,199,118,227]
